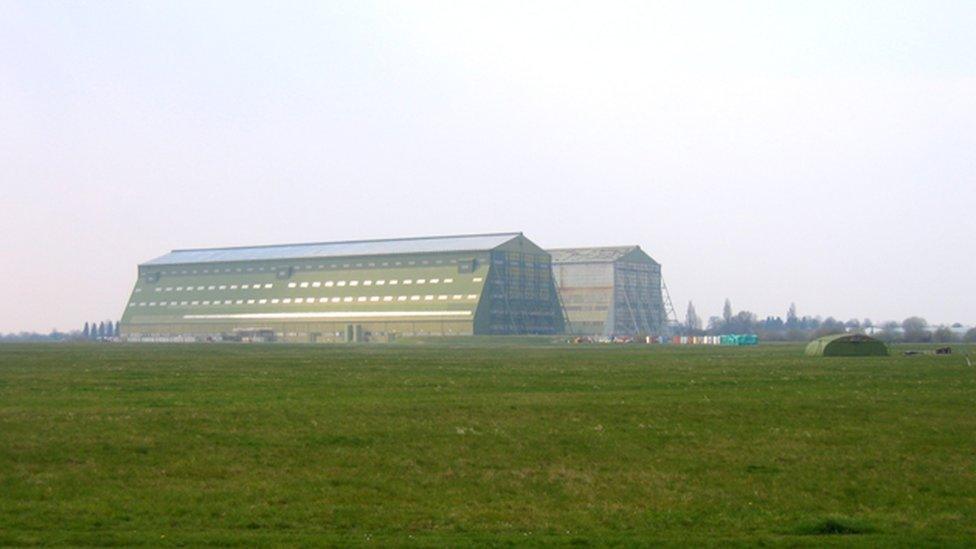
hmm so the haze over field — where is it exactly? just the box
[1,1,974,333]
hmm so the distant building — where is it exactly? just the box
[121,232,564,342]
[549,246,666,336]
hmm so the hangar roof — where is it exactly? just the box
[548,246,657,265]
[143,232,523,266]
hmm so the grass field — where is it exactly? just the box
[1,341,974,546]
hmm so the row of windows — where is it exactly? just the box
[141,277,485,293]
[143,283,275,293]
[286,277,474,289]
[148,257,474,276]
[130,294,480,307]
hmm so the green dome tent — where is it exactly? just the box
[805,333,888,357]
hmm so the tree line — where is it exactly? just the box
[684,300,976,343]
[0,320,120,342]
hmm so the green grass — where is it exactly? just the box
[0,342,974,546]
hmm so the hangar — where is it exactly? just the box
[805,334,889,357]
[549,246,666,337]
[121,232,564,342]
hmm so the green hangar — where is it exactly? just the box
[121,233,565,342]
[549,246,666,337]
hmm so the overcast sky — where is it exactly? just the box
[1,1,974,333]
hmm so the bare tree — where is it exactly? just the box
[932,326,957,343]
[879,321,901,342]
[685,301,702,332]
[786,303,798,327]
[902,317,929,342]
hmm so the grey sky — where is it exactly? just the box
[1,1,974,333]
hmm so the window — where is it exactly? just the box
[397,296,407,301]
[349,281,359,286]
[208,286,216,290]
[417,279,426,284]
[259,299,267,304]
[312,282,321,288]
[473,277,483,282]
[271,299,280,304]
[444,278,454,283]
[453,295,462,300]
[424,295,434,301]
[382,296,393,302]
[376,280,385,286]
[331,297,341,303]
[403,280,413,285]
[197,286,204,291]
[438,295,448,300]
[318,297,328,303]
[201,301,209,305]
[343,297,353,302]
[467,294,478,300]
[430,279,440,284]
[288,282,297,288]
[264,284,273,289]
[154,288,161,292]
[325,281,334,287]
[241,284,249,289]
[300,282,309,288]
[357,296,367,302]
[219,285,227,290]
[337,281,346,287]
[164,287,172,292]
[247,299,255,304]
[230,285,238,290]
[283,298,292,304]
[389,280,398,285]
[363,280,372,286]
[410,295,420,301]
[369,296,379,302]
